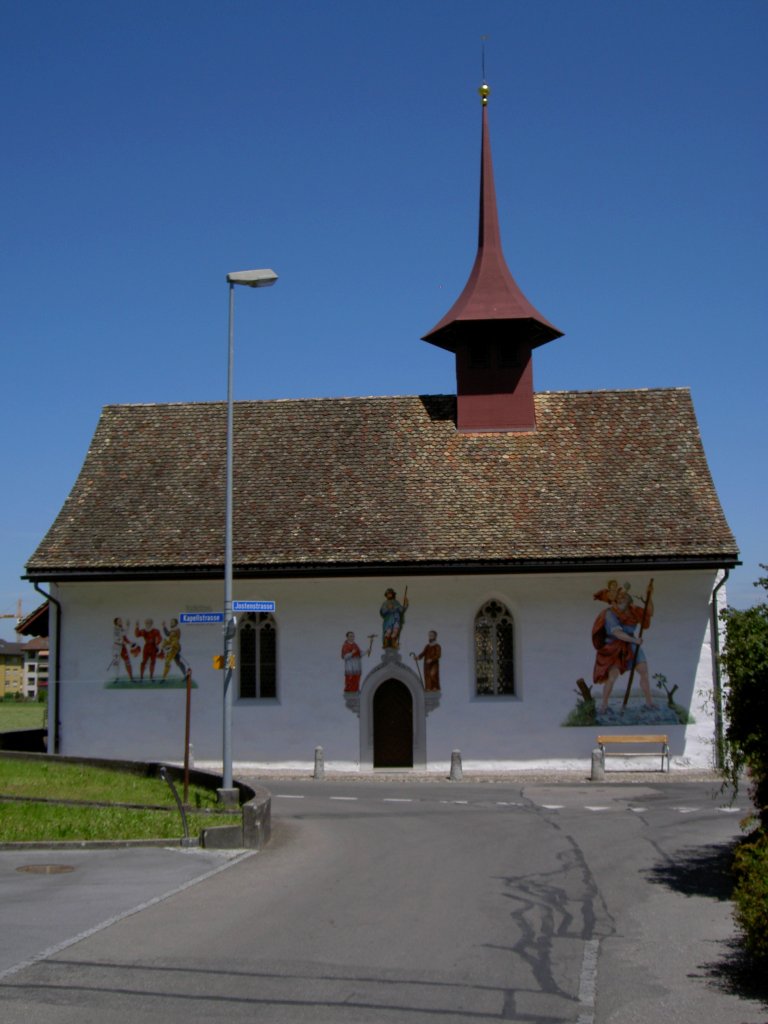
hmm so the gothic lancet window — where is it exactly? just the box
[238,612,277,699]
[474,600,515,696]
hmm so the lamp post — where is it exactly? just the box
[222,268,278,795]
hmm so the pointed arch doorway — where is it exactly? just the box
[356,654,431,771]
[373,679,413,768]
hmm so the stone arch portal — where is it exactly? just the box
[357,652,434,770]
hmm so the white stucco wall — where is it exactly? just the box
[48,569,722,772]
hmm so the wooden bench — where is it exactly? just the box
[596,734,669,773]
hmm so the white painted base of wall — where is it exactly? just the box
[189,756,716,777]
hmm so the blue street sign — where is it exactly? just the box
[179,612,225,624]
[232,600,276,613]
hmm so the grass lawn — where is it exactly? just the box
[0,758,238,843]
[0,701,45,732]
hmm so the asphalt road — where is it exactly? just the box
[1,777,766,1023]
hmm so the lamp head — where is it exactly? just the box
[227,269,278,288]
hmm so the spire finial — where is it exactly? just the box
[479,36,490,105]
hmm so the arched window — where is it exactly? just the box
[238,612,277,699]
[474,600,515,696]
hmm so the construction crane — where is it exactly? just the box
[0,599,23,621]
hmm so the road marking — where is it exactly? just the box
[577,938,599,1024]
[269,793,740,818]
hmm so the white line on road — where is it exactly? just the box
[329,796,358,801]
[577,938,600,1024]
[585,806,610,812]
[382,798,413,803]
[274,794,305,799]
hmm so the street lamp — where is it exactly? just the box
[222,268,278,795]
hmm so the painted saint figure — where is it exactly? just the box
[109,617,134,681]
[135,618,163,681]
[161,618,188,680]
[341,631,363,692]
[592,582,656,712]
[380,588,409,649]
[416,630,441,691]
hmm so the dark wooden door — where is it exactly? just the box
[373,679,413,768]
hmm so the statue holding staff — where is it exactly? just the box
[380,587,409,650]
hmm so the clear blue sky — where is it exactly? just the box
[1,0,765,638]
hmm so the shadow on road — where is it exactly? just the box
[647,840,736,901]
[647,839,768,1012]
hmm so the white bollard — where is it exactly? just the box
[313,745,325,780]
[449,749,463,781]
[590,747,604,782]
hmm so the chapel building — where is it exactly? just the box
[25,84,738,773]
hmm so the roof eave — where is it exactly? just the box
[24,552,741,584]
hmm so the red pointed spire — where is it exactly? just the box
[422,84,563,432]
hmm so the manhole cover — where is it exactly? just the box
[17,864,76,875]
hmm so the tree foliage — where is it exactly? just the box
[720,567,768,825]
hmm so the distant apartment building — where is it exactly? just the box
[0,640,25,697]
[21,637,49,698]
[1,603,51,700]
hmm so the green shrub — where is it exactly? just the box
[732,830,768,964]
[720,568,768,827]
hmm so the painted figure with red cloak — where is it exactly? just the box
[342,631,363,692]
[416,630,441,691]
[592,582,657,712]
[135,618,163,682]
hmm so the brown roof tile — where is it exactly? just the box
[25,389,738,579]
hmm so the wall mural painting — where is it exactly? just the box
[341,631,371,693]
[412,631,441,691]
[106,617,196,690]
[380,587,409,649]
[341,587,441,695]
[563,579,693,727]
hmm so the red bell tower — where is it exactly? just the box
[422,83,563,432]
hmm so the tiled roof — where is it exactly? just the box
[25,389,738,579]
[16,601,48,638]
[0,640,25,656]
[19,637,48,652]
